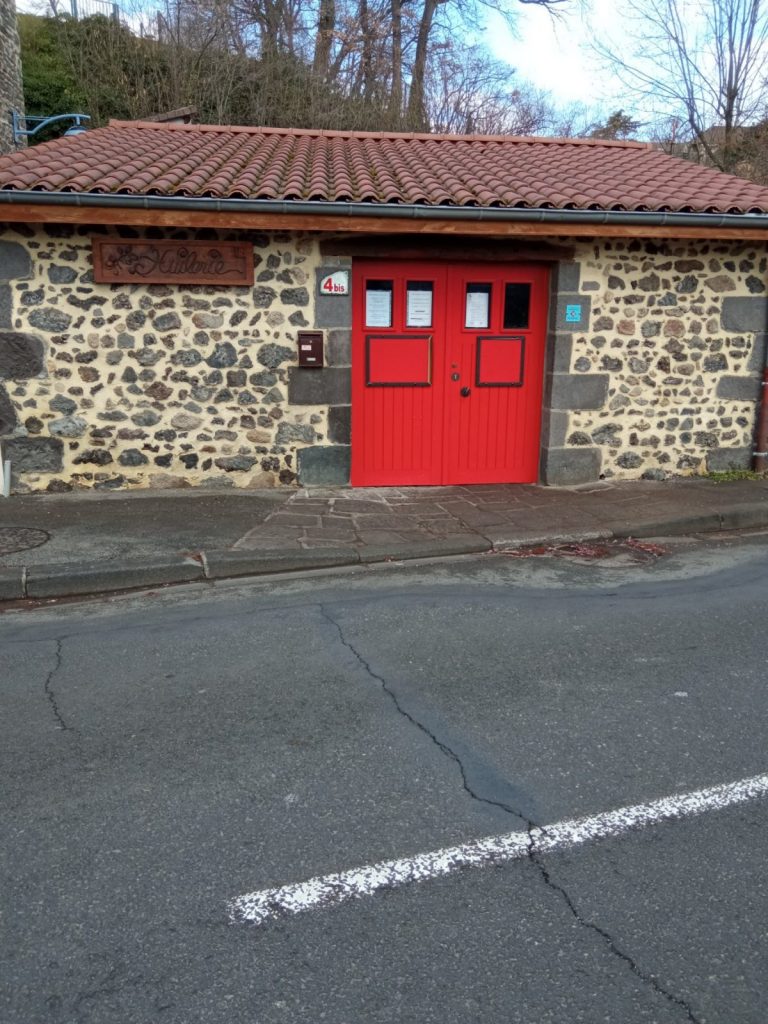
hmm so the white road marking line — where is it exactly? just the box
[229,772,768,925]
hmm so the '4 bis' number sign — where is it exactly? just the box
[319,271,350,295]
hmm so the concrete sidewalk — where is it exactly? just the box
[1,477,767,601]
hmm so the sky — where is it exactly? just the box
[485,0,629,110]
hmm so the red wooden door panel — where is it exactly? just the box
[351,260,548,486]
[352,263,447,485]
[442,264,549,484]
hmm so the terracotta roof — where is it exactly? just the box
[2,120,768,214]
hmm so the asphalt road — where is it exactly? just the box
[2,533,768,1023]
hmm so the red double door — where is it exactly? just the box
[351,260,549,486]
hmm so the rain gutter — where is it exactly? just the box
[3,189,768,230]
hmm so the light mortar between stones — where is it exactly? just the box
[1,226,331,492]
[563,238,766,479]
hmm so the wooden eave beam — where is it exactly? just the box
[319,234,576,261]
[3,202,768,240]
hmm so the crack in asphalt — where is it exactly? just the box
[44,638,70,732]
[71,961,167,1023]
[526,824,703,1024]
[42,637,89,768]
[318,604,529,825]
[320,603,702,1024]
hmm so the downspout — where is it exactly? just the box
[753,339,768,473]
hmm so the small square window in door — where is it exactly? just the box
[366,335,432,386]
[503,283,531,329]
[476,335,525,387]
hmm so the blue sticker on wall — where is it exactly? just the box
[565,304,582,323]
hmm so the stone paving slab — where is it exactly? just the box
[233,479,768,554]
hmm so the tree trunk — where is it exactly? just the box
[313,0,335,79]
[360,0,374,101]
[389,0,403,120]
[406,0,438,131]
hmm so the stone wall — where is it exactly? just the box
[0,224,765,492]
[541,238,767,483]
[0,0,23,155]
[0,225,353,492]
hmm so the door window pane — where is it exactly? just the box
[365,280,393,327]
[465,284,491,328]
[406,281,433,327]
[503,283,531,329]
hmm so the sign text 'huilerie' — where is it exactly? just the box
[92,239,254,286]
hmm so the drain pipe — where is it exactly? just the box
[0,443,9,498]
[754,340,768,473]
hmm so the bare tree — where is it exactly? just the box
[36,0,586,137]
[401,0,568,128]
[595,0,768,172]
[426,43,562,135]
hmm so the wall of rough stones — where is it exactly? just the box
[540,238,767,484]
[1,224,765,493]
[0,0,24,155]
[0,224,354,492]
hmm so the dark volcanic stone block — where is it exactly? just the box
[540,446,601,486]
[548,372,609,411]
[0,241,32,281]
[326,329,351,367]
[0,285,11,328]
[0,331,44,379]
[328,405,351,444]
[706,446,753,472]
[297,445,351,485]
[4,436,63,475]
[288,367,351,405]
[721,297,768,332]
[0,384,17,434]
[716,375,761,401]
[314,268,352,328]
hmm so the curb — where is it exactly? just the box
[25,556,204,599]
[205,547,360,579]
[1,503,766,604]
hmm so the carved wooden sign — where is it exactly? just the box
[92,239,254,285]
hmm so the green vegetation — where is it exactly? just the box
[705,469,766,481]
[18,14,82,120]
[18,11,407,134]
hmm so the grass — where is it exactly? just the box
[705,469,766,482]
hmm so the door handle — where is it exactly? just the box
[460,386,471,397]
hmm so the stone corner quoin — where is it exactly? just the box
[0,227,764,494]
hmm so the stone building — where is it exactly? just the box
[0,120,767,493]
[0,0,23,155]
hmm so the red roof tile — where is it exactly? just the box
[2,120,768,214]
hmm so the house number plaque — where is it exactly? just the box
[92,239,254,285]
[319,270,349,295]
